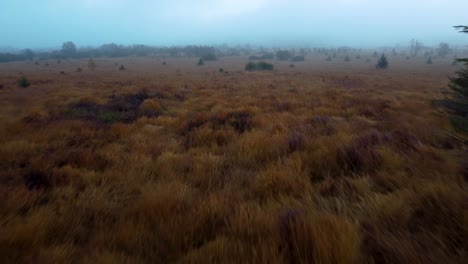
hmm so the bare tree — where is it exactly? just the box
[61,41,77,58]
[409,39,423,57]
[437,42,451,57]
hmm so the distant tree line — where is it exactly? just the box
[1,41,466,63]
[0,42,220,63]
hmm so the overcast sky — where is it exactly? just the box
[1,0,467,49]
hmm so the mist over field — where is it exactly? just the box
[1,0,468,49]
[1,1,468,264]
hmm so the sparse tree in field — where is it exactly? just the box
[344,55,350,62]
[276,50,292,61]
[409,39,423,57]
[245,62,256,71]
[437,42,451,57]
[426,57,433,64]
[61,41,77,58]
[119,65,126,71]
[197,58,204,66]
[88,58,96,71]
[441,25,468,132]
[22,49,35,60]
[376,54,389,69]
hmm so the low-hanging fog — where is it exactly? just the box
[1,0,467,49]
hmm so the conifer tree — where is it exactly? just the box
[376,54,388,69]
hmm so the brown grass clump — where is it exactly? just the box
[0,55,466,263]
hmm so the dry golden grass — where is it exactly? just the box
[0,54,466,263]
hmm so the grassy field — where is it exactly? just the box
[0,54,466,263]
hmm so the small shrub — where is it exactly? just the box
[376,54,389,69]
[76,67,82,72]
[88,58,96,71]
[17,76,30,87]
[287,131,305,152]
[219,68,224,73]
[119,65,126,71]
[326,56,332,62]
[344,56,351,62]
[289,64,295,68]
[162,61,167,65]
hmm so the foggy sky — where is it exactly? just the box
[1,0,467,49]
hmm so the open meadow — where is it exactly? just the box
[0,54,467,263]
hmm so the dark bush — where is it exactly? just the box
[276,50,292,61]
[64,90,159,124]
[23,170,50,190]
[291,56,305,62]
[17,76,30,88]
[245,61,274,71]
[201,53,217,61]
[245,62,256,71]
